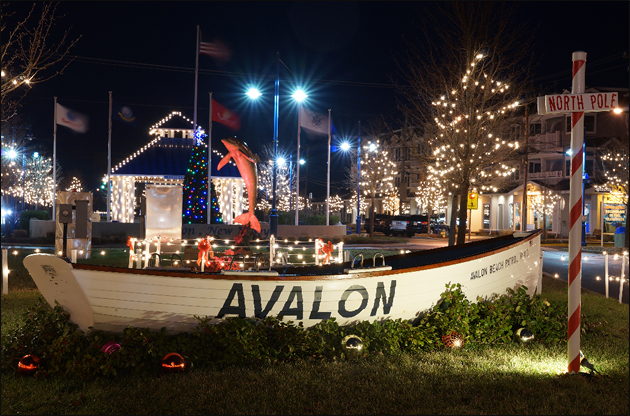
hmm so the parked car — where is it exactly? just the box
[430,218,450,234]
[406,215,429,236]
[385,215,411,237]
[371,214,393,233]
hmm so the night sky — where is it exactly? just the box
[12,1,630,198]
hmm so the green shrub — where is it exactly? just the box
[19,210,50,231]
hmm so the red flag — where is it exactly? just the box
[212,99,240,130]
[199,39,231,62]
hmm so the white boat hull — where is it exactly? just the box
[23,231,542,333]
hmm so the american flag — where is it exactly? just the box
[199,40,231,61]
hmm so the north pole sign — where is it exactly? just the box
[538,92,618,115]
[537,51,620,375]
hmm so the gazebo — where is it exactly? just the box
[108,111,244,224]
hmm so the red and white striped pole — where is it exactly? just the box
[567,51,586,374]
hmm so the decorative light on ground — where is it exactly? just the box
[442,331,464,348]
[342,335,363,353]
[516,327,534,342]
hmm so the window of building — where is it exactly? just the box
[511,125,522,140]
[528,160,541,173]
[529,123,542,136]
[566,160,570,177]
[566,114,596,133]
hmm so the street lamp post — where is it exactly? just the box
[288,153,293,212]
[293,90,308,226]
[356,121,361,235]
[247,57,306,237]
[270,52,280,238]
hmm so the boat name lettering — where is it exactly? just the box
[471,255,519,280]
[216,281,397,319]
[520,249,529,260]
[470,268,487,280]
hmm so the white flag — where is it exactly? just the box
[300,107,328,135]
[56,103,88,133]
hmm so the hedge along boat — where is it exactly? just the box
[23,230,542,334]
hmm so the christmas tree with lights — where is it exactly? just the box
[182,130,223,224]
[209,181,222,224]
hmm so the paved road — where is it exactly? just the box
[542,248,628,304]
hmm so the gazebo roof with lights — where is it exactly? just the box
[110,111,241,180]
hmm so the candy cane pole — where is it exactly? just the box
[567,51,586,374]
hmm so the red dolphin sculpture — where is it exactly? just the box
[217,137,261,233]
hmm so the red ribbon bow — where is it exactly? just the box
[197,237,214,267]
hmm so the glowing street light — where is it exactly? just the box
[292,89,308,102]
[246,87,262,100]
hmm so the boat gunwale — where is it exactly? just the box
[71,230,541,281]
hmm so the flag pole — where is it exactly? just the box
[53,97,57,221]
[207,92,213,224]
[295,104,301,226]
[107,91,112,222]
[193,25,200,132]
[326,109,331,226]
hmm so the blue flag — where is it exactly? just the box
[113,101,136,124]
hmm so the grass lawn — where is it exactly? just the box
[1,251,628,415]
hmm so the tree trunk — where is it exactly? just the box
[457,185,470,245]
[448,194,458,246]
[370,193,376,237]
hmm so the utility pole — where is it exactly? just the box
[522,103,529,231]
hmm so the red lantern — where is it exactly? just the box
[18,354,40,375]
[160,352,186,373]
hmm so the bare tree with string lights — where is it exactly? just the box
[600,140,629,247]
[415,177,448,231]
[396,2,536,245]
[1,2,80,122]
[345,132,397,237]
[528,186,562,240]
